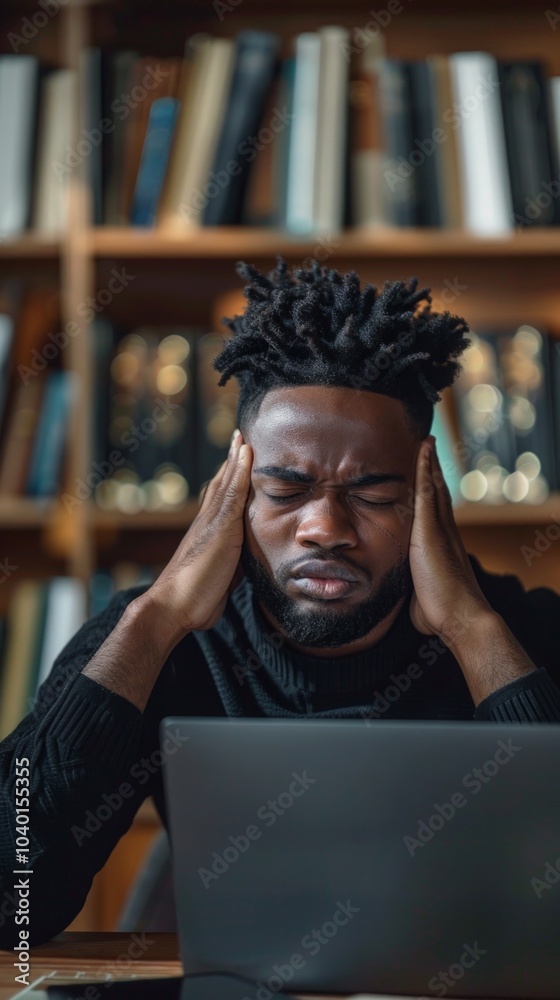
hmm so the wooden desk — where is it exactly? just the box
[0,933,513,1000]
[0,933,343,999]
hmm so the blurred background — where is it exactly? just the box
[1,0,560,930]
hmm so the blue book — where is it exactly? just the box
[26,370,75,498]
[130,97,180,226]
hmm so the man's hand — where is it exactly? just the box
[408,434,536,706]
[408,434,493,642]
[144,428,252,638]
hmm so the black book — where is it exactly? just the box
[80,47,103,226]
[498,61,560,228]
[378,59,416,227]
[202,31,280,226]
[547,334,560,491]
[406,60,443,227]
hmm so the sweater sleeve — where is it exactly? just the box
[468,553,560,723]
[474,666,560,722]
[0,586,157,949]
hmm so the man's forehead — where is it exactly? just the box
[250,385,408,431]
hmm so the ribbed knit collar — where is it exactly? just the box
[232,577,423,695]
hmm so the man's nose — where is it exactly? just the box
[294,494,358,549]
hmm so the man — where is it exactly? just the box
[1,258,560,948]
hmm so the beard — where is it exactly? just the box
[240,541,413,650]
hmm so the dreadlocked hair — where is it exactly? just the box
[212,255,471,439]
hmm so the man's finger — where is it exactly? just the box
[413,437,438,534]
[430,441,464,549]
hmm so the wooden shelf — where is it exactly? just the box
[0,498,55,528]
[90,227,560,260]
[91,497,560,529]
[0,234,60,260]
[93,504,199,530]
[453,497,560,527]
[3,496,560,532]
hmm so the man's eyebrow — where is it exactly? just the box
[252,466,406,486]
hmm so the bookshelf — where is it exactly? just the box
[3,0,560,930]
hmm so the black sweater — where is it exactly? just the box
[1,553,560,948]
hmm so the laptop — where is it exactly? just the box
[160,717,560,998]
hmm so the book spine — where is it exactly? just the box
[202,31,280,226]
[285,34,321,234]
[313,25,350,235]
[378,58,416,227]
[130,97,180,226]
[407,60,443,227]
[26,370,75,498]
[449,52,513,235]
[499,61,560,228]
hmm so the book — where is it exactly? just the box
[547,334,560,491]
[158,36,235,229]
[241,64,285,226]
[313,26,350,235]
[130,96,180,226]
[378,59,416,227]
[549,77,560,175]
[349,32,387,228]
[89,570,115,617]
[407,60,443,226]
[80,48,103,226]
[118,56,181,224]
[31,68,75,233]
[0,580,46,739]
[285,33,321,235]
[0,55,39,237]
[0,377,46,496]
[202,31,280,226]
[428,55,464,229]
[34,577,87,693]
[0,314,15,432]
[25,369,76,499]
[103,50,139,225]
[498,61,560,228]
[272,56,295,230]
[449,52,513,235]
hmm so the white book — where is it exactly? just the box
[35,577,87,692]
[449,52,513,236]
[285,33,321,235]
[32,69,75,233]
[313,25,350,235]
[0,55,39,237]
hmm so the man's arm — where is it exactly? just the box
[0,587,176,949]
[0,430,252,948]
[409,435,560,721]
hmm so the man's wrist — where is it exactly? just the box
[442,608,536,707]
[128,586,190,658]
